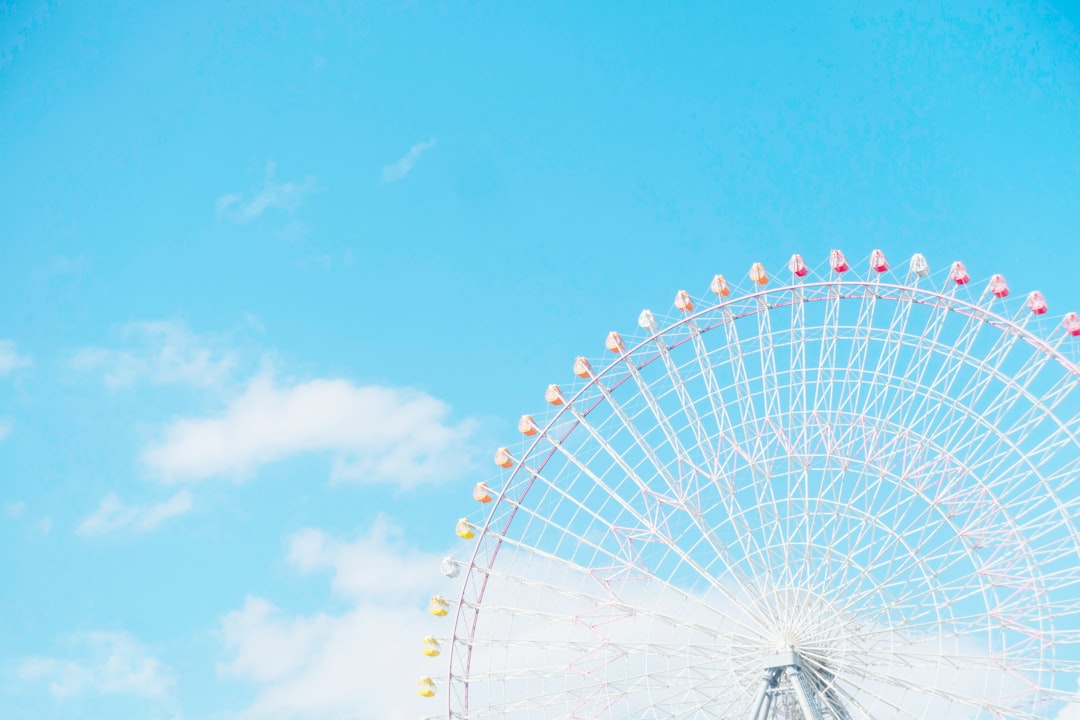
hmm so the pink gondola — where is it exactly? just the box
[988,274,1009,298]
[788,254,809,277]
[1065,312,1080,337]
[830,249,849,273]
[950,261,970,285]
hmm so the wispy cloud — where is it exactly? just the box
[380,138,437,183]
[217,161,316,223]
[0,340,32,375]
[72,320,234,389]
[0,421,10,441]
[218,516,445,719]
[18,631,175,700]
[3,501,25,517]
[143,373,477,486]
[77,491,193,536]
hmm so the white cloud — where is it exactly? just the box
[217,161,316,223]
[219,514,1040,720]
[1055,678,1080,720]
[77,490,193,536]
[219,517,447,720]
[287,515,441,600]
[3,501,25,517]
[0,420,10,441]
[380,139,436,183]
[17,631,174,701]
[0,340,31,374]
[72,320,234,389]
[143,373,477,486]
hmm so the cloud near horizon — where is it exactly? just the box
[218,516,448,720]
[380,139,436,183]
[143,373,477,486]
[17,631,175,701]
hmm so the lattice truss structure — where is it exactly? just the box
[421,250,1080,720]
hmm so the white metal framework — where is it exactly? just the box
[426,251,1080,719]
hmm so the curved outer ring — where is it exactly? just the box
[445,278,1080,718]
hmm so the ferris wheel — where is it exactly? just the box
[419,250,1080,720]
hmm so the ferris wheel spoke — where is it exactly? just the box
[753,295,785,430]
[808,279,844,429]
[829,390,1058,621]
[556,399,770,608]
[835,274,883,422]
[456,636,730,658]
[755,298,814,598]
[860,645,1080,674]
[860,279,918,429]
[586,370,691,502]
[684,316,782,577]
[904,291,998,451]
[463,564,763,651]
[457,656,745,719]
[977,340,1062,436]
[480,471,771,639]
[488,522,739,627]
[787,282,810,453]
[718,308,788,578]
[690,383,782,585]
[529,425,778,625]
[641,321,734,484]
[941,311,1026,424]
[829,655,1047,720]
[833,538,987,625]
[887,367,1067,529]
[824,537,973,631]
[969,381,1080,498]
[882,307,957,450]
[460,651,732,687]
[799,443,941,606]
[464,599,758,651]
[618,350,708,484]
[942,384,1080,562]
[681,315,737,465]
[810,483,990,613]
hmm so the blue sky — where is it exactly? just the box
[2,1,1080,718]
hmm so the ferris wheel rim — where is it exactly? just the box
[438,263,1080,719]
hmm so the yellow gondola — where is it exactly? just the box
[428,595,449,617]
